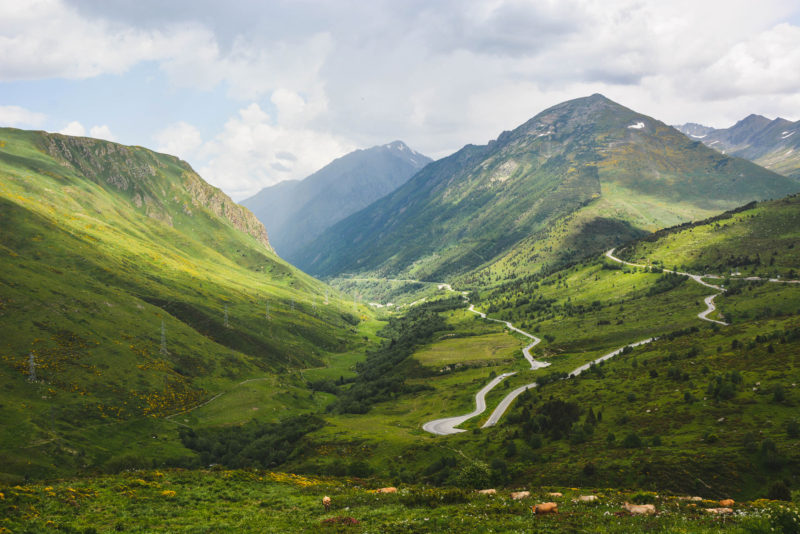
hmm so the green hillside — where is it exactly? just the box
[0,128,373,481]
[294,94,799,282]
[618,194,800,279]
[245,194,800,500]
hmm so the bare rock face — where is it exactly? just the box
[44,134,159,191]
[183,170,273,252]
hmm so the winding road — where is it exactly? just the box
[467,305,550,370]
[422,372,516,435]
[422,247,775,435]
[604,248,728,325]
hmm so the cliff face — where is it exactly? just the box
[182,170,272,252]
[40,132,272,252]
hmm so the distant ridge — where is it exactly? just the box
[294,94,800,282]
[675,115,800,179]
[242,141,431,260]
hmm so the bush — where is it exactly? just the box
[738,505,800,534]
[787,420,800,439]
[455,461,490,489]
[582,462,597,477]
[768,481,792,501]
[622,432,643,448]
[742,432,759,453]
[631,491,657,504]
[760,439,785,470]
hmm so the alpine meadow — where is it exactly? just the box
[3,2,800,533]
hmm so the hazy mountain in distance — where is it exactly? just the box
[242,141,431,261]
[294,94,800,282]
[675,115,800,179]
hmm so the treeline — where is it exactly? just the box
[636,200,759,243]
[329,296,464,414]
[178,415,324,469]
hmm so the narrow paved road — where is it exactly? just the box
[481,338,655,428]
[424,246,785,435]
[467,305,550,370]
[605,248,728,325]
[422,372,516,435]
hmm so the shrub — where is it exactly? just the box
[622,432,642,448]
[631,491,657,504]
[455,461,490,489]
[760,439,785,470]
[768,481,792,501]
[787,420,800,439]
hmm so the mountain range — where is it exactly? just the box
[242,141,430,261]
[2,93,800,506]
[294,94,800,282]
[675,115,800,179]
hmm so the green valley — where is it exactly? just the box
[3,107,800,533]
[0,128,377,481]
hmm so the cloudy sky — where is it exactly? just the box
[2,0,800,200]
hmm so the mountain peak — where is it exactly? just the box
[243,140,431,259]
[734,114,771,130]
[383,140,409,151]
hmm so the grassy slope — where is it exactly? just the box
[278,195,800,499]
[297,95,798,284]
[619,194,800,279]
[4,469,790,534]
[0,128,376,480]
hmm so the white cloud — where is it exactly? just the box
[197,102,354,200]
[89,124,115,141]
[154,121,203,160]
[58,121,117,141]
[6,0,800,197]
[0,105,46,127]
[59,121,85,136]
[0,0,217,81]
[693,23,800,99]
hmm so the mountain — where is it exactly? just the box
[242,141,431,261]
[0,128,367,479]
[295,94,800,281]
[675,115,800,179]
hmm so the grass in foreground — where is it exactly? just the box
[3,468,797,533]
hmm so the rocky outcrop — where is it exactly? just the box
[182,170,273,252]
[43,134,161,192]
